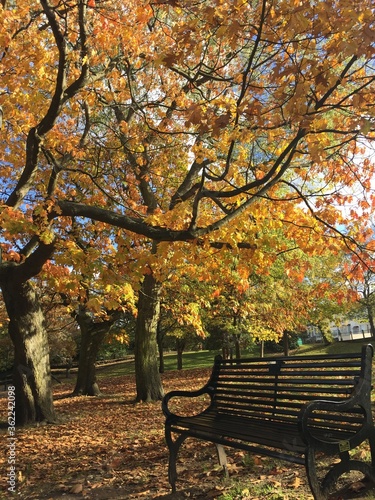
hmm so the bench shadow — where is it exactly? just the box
[328,477,375,499]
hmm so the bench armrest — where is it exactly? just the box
[298,383,371,448]
[162,386,214,420]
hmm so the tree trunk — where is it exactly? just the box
[222,332,229,359]
[176,338,185,370]
[232,317,241,359]
[366,304,375,338]
[283,330,290,356]
[157,322,165,373]
[72,308,114,396]
[135,273,164,401]
[260,340,264,358]
[0,274,56,425]
[233,334,241,359]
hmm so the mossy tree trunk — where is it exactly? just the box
[0,263,56,426]
[135,273,164,401]
[72,308,115,396]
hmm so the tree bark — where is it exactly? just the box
[260,340,265,358]
[72,308,114,396]
[283,330,290,356]
[222,331,230,359]
[366,303,375,338]
[0,271,56,425]
[134,273,164,401]
[176,338,185,370]
[233,334,241,359]
[157,323,165,374]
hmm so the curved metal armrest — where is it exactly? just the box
[162,385,214,419]
[299,390,369,445]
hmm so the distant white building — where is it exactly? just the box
[306,320,373,342]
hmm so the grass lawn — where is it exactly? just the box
[294,338,374,356]
[96,349,222,379]
[96,338,374,380]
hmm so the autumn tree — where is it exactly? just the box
[156,218,360,359]
[345,261,375,337]
[42,222,136,396]
[356,271,375,337]
[1,0,375,423]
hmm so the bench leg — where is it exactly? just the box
[369,430,375,469]
[305,448,326,500]
[215,444,229,477]
[165,427,187,493]
[306,445,375,500]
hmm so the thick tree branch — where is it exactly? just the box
[0,242,55,283]
[57,200,196,241]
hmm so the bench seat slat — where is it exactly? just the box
[168,412,361,454]
[169,412,306,454]
[214,404,364,428]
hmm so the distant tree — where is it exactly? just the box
[348,269,375,338]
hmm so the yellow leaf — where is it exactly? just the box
[288,476,301,489]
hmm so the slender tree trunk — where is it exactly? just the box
[366,304,375,338]
[232,317,241,359]
[260,340,264,358]
[283,330,290,356]
[234,334,241,359]
[0,274,56,425]
[72,309,114,396]
[176,338,185,370]
[222,332,229,359]
[135,273,164,401]
[157,323,165,374]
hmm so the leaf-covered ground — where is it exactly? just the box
[1,368,375,500]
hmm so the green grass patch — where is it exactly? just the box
[96,349,222,379]
[95,339,374,380]
[294,338,374,356]
[96,358,135,378]
[216,476,312,500]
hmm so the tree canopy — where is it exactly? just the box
[1,0,375,423]
[1,0,375,261]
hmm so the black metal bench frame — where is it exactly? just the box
[162,344,375,500]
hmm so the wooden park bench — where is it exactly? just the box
[162,344,375,500]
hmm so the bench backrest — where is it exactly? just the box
[208,344,373,426]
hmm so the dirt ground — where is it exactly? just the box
[1,369,375,500]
